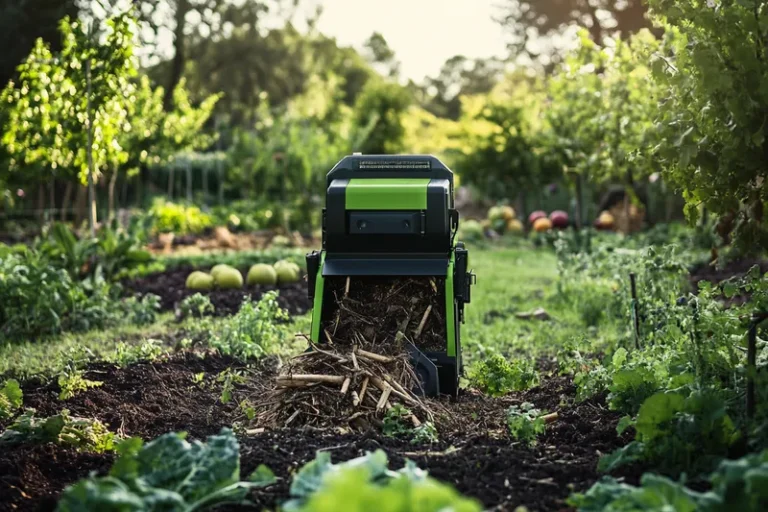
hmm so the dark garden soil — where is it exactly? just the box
[121,265,311,317]
[0,353,633,512]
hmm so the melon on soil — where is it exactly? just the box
[506,219,523,233]
[488,206,504,222]
[549,210,569,229]
[214,267,244,289]
[186,271,214,291]
[501,206,516,221]
[275,263,300,284]
[247,264,278,286]
[211,264,236,280]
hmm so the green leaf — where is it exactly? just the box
[635,392,685,441]
[248,464,277,487]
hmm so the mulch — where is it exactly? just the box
[0,353,633,512]
[120,265,311,317]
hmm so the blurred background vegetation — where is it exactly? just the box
[0,0,762,254]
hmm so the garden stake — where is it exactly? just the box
[629,272,640,349]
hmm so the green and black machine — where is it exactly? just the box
[305,154,475,397]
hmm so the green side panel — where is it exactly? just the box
[345,178,430,210]
[310,252,326,343]
[446,254,456,357]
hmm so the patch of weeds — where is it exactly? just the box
[0,379,23,420]
[469,353,539,397]
[507,402,546,446]
[191,372,206,385]
[179,292,215,319]
[0,409,116,452]
[113,338,165,367]
[382,404,439,444]
[123,293,161,326]
[217,368,246,404]
[58,367,103,400]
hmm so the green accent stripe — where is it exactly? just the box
[345,178,429,210]
[310,252,326,343]
[446,254,456,357]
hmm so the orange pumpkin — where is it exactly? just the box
[533,217,553,232]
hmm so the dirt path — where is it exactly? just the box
[0,353,631,512]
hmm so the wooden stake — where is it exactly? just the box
[340,377,351,395]
[344,276,351,297]
[414,305,432,338]
[356,348,394,363]
[351,349,360,371]
[359,377,369,402]
[276,374,345,385]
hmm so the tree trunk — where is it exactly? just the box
[86,59,96,236]
[168,166,175,198]
[108,167,118,222]
[61,181,73,222]
[49,178,56,219]
[202,166,209,205]
[75,184,86,227]
[37,183,45,223]
[186,162,192,202]
[163,0,189,110]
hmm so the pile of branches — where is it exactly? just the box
[254,277,442,430]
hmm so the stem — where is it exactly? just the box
[86,58,96,237]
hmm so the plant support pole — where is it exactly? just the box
[86,58,96,236]
[630,272,640,349]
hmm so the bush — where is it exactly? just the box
[148,198,212,235]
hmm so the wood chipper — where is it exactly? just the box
[306,154,475,397]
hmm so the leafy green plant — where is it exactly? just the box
[206,291,289,360]
[0,409,116,453]
[382,404,412,438]
[58,368,103,400]
[282,450,481,512]
[506,402,546,446]
[216,368,246,404]
[122,293,161,326]
[411,422,439,445]
[180,293,215,318]
[148,198,213,235]
[469,353,539,397]
[57,428,275,511]
[0,379,23,420]
[572,449,768,512]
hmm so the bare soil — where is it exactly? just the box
[0,353,633,512]
[121,266,311,316]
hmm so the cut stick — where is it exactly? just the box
[351,349,360,371]
[430,279,437,293]
[285,410,301,427]
[414,305,433,338]
[277,374,346,385]
[540,412,559,424]
[245,427,265,435]
[276,381,312,388]
[340,377,351,395]
[352,390,360,407]
[377,385,392,411]
[344,276,351,297]
[359,377,370,403]
[410,415,422,428]
[370,375,417,405]
[356,348,395,363]
[323,329,335,346]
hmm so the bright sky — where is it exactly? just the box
[303,0,510,82]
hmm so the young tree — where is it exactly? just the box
[649,0,768,251]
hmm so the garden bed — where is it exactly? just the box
[0,353,633,512]
[121,266,311,316]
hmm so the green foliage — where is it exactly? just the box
[0,409,116,453]
[353,78,412,154]
[0,379,23,420]
[506,402,547,446]
[573,450,768,512]
[57,428,275,511]
[179,293,215,319]
[58,368,103,400]
[382,404,412,438]
[469,353,539,397]
[199,291,289,360]
[649,0,768,251]
[122,294,160,326]
[282,450,481,512]
[148,198,213,235]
